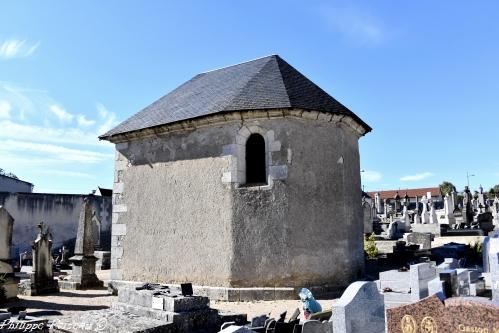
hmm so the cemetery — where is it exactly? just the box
[1,56,499,332]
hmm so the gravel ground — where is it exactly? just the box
[1,270,335,323]
[211,299,336,322]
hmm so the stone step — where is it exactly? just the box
[118,288,209,312]
[111,302,219,331]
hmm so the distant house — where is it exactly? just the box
[94,187,113,197]
[368,187,443,211]
[0,174,34,193]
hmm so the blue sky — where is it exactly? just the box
[0,1,498,194]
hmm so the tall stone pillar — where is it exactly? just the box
[60,197,103,290]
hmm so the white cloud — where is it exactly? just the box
[361,170,382,183]
[49,104,74,122]
[400,172,434,182]
[0,120,109,146]
[0,140,113,164]
[320,5,384,45]
[96,102,118,134]
[35,170,96,180]
[0,100,11,119]
[0,39,40,59]
[77,114,96,127]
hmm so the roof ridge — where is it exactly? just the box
[200,54,278,74]
[221,56,291,111]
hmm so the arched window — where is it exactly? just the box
[245,133,266,184]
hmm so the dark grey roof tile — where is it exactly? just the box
[100,55,370,139]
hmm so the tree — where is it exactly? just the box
[439,181,457,196]
[490,185,499,199]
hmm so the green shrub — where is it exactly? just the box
[364,234,379,259]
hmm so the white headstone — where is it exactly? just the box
[331,281,385,333]
[429,200,438,224]
[402,206,410,231]
[488,237,499,301]
[410,263,437,301]
[421,196,430,224]
[443,194,456,226]
[483,231,499,273]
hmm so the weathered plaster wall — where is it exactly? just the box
[118,158,234,285]
[111,111,364,288]
[230,118,364,287]
[0,193,112,258]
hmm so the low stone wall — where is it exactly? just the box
[0,192,112,258]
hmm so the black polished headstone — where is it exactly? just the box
[181,283,193,296]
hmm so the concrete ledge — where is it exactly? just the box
[107,280,344,301]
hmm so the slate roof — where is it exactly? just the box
[100,55,371,140]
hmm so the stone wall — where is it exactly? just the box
[0,192,112,258]
[110,109,365,288]
[230,118,363,287]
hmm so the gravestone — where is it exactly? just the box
[489,237,499,301]
[20,222,59,295]
[429,200,438,224]
[421,196,430,224]
[0,206,18,300]
[94,250,111,270]
[387,295,499,333]
[0,206,14,261]
[462,186,474,226]
[59,197,103,290]
[493,197,499,226]
[443,194,456,226]
[387,221,402,240]
[483,231,499,272]
[405,232,431,250]
[437,258,459,273]
[409,263,437,302]
[378,263,437,308]
[362,200,373,234]
[331,281,385,333]
[455,269,470,296]
[427,277,445,298]
[401,206,410,231]
[413,210,421,224]
[375,193,381,214]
